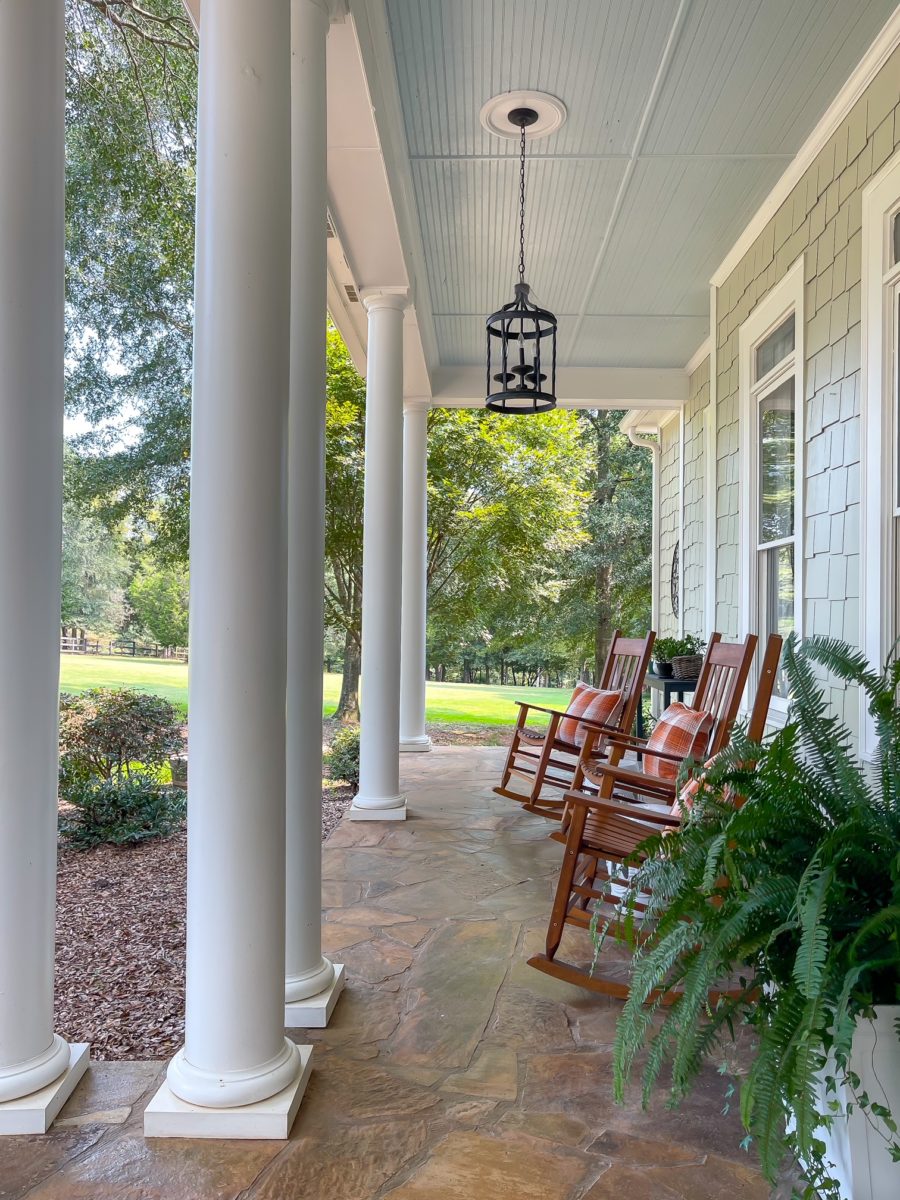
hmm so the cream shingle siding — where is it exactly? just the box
[658,417,681,639]
[683,359,710,639]
[707,45,900,736]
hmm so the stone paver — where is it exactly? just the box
[0,746,768,1200]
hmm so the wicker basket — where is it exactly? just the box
[672,653,703,680]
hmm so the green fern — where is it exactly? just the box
[607,633,900,1194]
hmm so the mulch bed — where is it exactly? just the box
[54,783,354,1061]
[53,724,507,1060]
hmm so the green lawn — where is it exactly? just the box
[59,654,571,727]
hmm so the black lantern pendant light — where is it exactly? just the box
[485,107,557,414]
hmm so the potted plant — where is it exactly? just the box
[605,634,900,1199]
[652,634,704,679]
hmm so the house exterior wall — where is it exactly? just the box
[683,358,710,639]
[654,44,900,738]
[658,416,681,639]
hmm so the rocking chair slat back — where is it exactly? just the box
[493,629,655,812]
[597,632,655,735]
[690,632,758,755]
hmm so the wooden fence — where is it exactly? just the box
[60,635,188,662]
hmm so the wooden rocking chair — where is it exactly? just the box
[527,632,780,1000]
[492,631,655,819]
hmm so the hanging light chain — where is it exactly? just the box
[518,118,527,284]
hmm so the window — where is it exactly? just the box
[862,152,900,761]
[739,258,804,717]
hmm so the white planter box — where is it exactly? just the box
[812,1005,900,1199]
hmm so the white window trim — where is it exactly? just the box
[738,256,805,726]
[705,285,718,639]
[678,408,685,637]
[861,148,900,761]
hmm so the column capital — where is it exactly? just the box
[360,287,409,314]
[403,396,431,414]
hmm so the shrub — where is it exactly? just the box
[59,773,186,849]
[328,726,360,789]
[59,688,185,789]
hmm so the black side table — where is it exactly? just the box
[636,672,699,741]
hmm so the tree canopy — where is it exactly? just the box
[62,0,654,703]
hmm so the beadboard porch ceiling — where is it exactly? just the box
[378,0,896,375]
[182,0,899,406]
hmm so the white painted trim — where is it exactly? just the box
[348,0,440,375]
[684,337,711,376]
[705,284,718,638]
[712,6,900,287]
[657,407,681,430]
[860,147,900,760]
[431,363,689,409]
[738,256,805,715]
[628,427,662,635]
[678,409,685,637]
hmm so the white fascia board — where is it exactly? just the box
[345,0,439,378]
[711,5,900,287]
[619,408,677,434]
[433,364,689,410]
[684,337,711,376]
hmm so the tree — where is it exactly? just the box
[561,412,653,680]
[65,0,197,564]
[129,560,189,647]
[324,328,366,720]
[61,495,129,634]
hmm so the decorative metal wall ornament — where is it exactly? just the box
[485,107,558,414]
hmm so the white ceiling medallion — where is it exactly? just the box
[479,90,567,141]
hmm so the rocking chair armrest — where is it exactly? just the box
[579,759,679,797]
[563,791,681,827]
[513,701,564,719]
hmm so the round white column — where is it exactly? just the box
[0,0,72,1105]
[399,398,432,753]
[351,292,409,818]
[284,0,335,1005]
[166,0,300,1109]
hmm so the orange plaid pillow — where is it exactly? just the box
[557,686,622,748]
[643,702,714,781]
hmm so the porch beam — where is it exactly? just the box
[399,398,432,753]
[284,0,345,1027]
[430,365,689,410]
[350,290,409,820]
[0,0,90,1134]
[145,0,309,1138]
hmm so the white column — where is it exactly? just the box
[283,0,344,1028]
[145,0,308,1139]
[350,291,409,821]
[0,0,89,1135]
[399,398,432,753]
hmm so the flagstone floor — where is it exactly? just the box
[1,746,770,1200]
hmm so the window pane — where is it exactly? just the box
[755,314,795,380]
[893,210,900,267]
[759,379,795,544]
[760,543,795,699]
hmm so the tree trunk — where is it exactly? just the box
[335,628,360,722]
[595,560,613,683]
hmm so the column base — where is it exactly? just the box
[399,735,432,753]
[349,797,407,821]
[144,1045,313,1140]
[284,963,345,1029]
[0,1043,90,1136]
